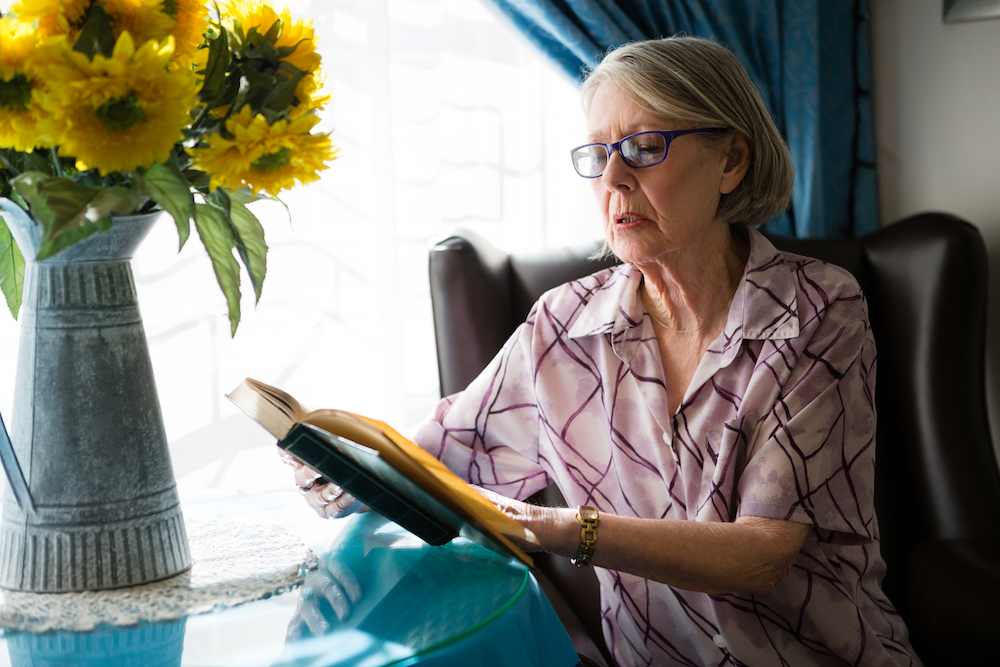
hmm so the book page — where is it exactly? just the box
[226,378,307,439]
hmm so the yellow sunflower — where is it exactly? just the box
[189,105,337,195]
[8,0,90,39]
[163,0,210,67]
[0,18,63,151]
[293,69,329,114]
[221,0,321,74]
[38,32,198,174]
[103,0,175,45]
[10,1,177,46]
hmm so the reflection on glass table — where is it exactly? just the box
[0,505,580,667]
[277,513,578,667]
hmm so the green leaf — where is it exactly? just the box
[230,18,246,46]
[226,188,265,206]
[246,28,281,64]
[199,28,230,103]
[130,162,194,249]
[264,66,306,113]
[36,214,113,260]
[181,168,211,189]
[86,186,144,220]
[204,187,262,301]
[205,185,231,212]
[233,64,273,113]
[229,188,291,224]
[275,39,308,60]
[0,214,25,319]
[194,203,242,335]
[263,18,283,43]
[73,4,116,59]
[12,172,94,228]
[11,173,141,260]
[228,199,267,303]
[230,74,254,118]
[0,148,53,177]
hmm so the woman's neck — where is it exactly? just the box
[638,225,749,333]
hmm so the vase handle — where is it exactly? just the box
[0,410,33,513]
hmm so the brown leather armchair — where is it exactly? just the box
[428,212,1000,667]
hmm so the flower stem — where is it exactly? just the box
[49,148,65,178]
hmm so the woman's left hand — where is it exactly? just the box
[279,447,368,519]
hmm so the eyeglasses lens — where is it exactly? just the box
[573,146,607,178]
[622,133,667,167]
[572,132,671,177]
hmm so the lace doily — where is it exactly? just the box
[0,519,317,633]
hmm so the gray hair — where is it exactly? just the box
[581,36,794,227]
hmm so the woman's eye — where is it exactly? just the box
[625,138,663,163]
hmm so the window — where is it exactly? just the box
[0,0,598,491]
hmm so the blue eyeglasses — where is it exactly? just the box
[570,128,725,178]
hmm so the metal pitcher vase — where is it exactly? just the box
[0,199,191,592]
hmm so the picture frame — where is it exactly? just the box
[944,0,1000,23]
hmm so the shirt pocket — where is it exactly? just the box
[696,415,757,522]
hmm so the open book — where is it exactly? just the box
[227,378,534,567]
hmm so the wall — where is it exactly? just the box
[870,0,1000,463]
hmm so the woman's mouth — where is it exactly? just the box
[615,214,644,225]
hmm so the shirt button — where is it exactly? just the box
[662,432,670,444]
[713,634,727,648]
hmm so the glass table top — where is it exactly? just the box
[0,491,579,667]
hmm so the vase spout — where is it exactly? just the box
[0,411,33,513]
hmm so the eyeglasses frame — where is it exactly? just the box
[570,128,726,178]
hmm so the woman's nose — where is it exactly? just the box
[600,150,634,191]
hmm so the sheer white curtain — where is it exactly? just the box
[0,0,599,491]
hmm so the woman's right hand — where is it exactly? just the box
[279,448,367,519]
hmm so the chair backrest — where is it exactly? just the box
[428,213,1000,665]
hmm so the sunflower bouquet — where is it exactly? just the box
[0,0,337,334]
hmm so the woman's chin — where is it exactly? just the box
[606,223,667,263]
[607,238,661,266]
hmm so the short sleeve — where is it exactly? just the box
[737,290,877,541]
[411,309,552,501]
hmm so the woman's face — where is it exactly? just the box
[586,83,744,266]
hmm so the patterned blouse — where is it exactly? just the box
[413,228,921,666]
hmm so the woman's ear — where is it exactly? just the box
[719,133,751,195]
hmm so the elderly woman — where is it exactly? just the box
[293,36,921,666]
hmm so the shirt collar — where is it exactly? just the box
[567,227,800,346]
[567,262,642,340]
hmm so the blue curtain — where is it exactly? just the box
[487,0,877,239]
